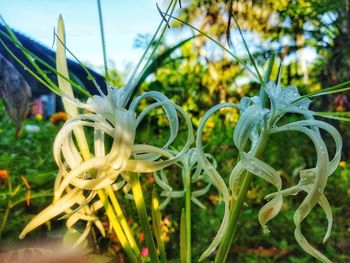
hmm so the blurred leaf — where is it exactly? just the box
[135,35,196,88]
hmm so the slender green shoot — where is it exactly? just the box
[0,26,91,97]
[0,38,61,95]
[314,111,350,122]
[259,54,275,107]
[316,111,350,116]
[97,0,110,82]
[0,16,61,92]
[126,0,174,87]
[214,172,253,263]
[54,33,105,96]
[125,0,178,101]
[1,29,90,96]
[231,15,265,87]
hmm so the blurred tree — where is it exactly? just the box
[175,0,344,86]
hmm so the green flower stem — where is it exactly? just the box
[184,167,192,263]
[214,173,253,262]
[0,173,13,238]
[98,189,139,263]
[0,198,11,238]
[0,203,10,238]
[129,173,160,263]
[214,130,271,263]
[11,192,52,208]
[105,185,141,258]
[214,56,275,262]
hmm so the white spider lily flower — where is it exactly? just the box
[197,79,342,262]
[20,86,193,240]
[154,148,214,210]
[265,81,311,115]
[267,120,342,263]
[20,18,193,241]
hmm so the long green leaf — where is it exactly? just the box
[134,35,196,88]
[314,111,350,121]
[54,32,104,95]
[294,80,350,103]
[0,38,60,95]
[164,14,259,80]
[230,15,265,87]
[125,0,178,102]
[0,16,61,92]
[0,26,91,97]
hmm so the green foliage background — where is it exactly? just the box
[1,0,350,262]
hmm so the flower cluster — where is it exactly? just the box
[197,81,342,262]
[154,148,214,210]
[20,85,193,245]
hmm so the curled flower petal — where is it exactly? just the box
[234,105,268,151]
[258,193,283,233]
[294,227,332,263]
[273,124,330,262]
[196,102,239,261]
[240,152,281,190]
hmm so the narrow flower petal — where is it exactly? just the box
[258,193,283,233]
[20,189,81,239]
[294,227,332,263]
[196,103,238,261]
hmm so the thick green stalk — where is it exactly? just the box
[105,185,141,258]
[129,174,160,263]
[184,167,192,263]
[214,130,270,263]
[98,189,139,263]
[215,62,274,262]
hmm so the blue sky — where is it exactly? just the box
[0,0,316,78]
[0,0,166,73]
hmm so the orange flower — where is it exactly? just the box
[138,232,145,243]
[50,112,68,125]
[147,176,155,184]
[21,176,31,206]
[0,170,9,181]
